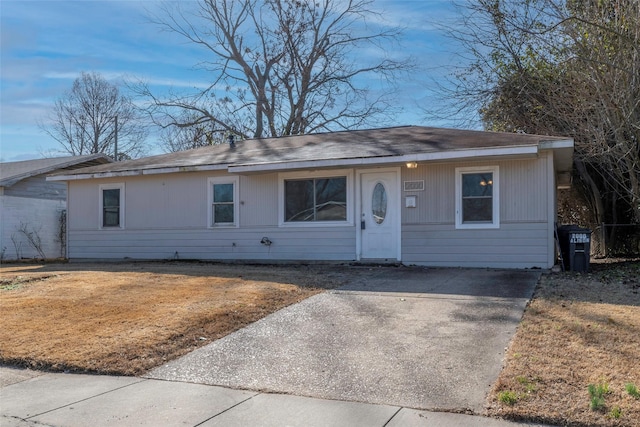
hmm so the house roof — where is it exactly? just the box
[1,154,112,187]
[48,126,573,181]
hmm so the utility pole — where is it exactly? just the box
[114,115,118,161]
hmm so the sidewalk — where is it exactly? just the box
[0,368,553,427]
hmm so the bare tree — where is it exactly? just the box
[137,0,410,142]
[158,111,229,152]
[433,0,640,250]
[41,71,148,159]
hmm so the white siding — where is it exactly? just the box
[401,163,453,224]
[401,156,549,224]
[126,174,208,229]
[0,195,65,260]
[68,180,99,230]
[502,157,548,222]
[400,155,554,268]
[402,222,549,268]
[67,227,356,261]
[67,172,355,261]
[240,174,278,226]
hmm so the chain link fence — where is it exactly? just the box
[593,223,640,258]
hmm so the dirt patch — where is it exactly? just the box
[486,260,640,427]
[0,262,364,376]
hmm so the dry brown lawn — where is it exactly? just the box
[486,260,640,427]
[0,262,355,375]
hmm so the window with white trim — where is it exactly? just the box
[279,170,353,226]
[455,166,499,229]
[208,176,239,227]
[99,183,124,229]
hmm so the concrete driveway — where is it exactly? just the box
[148,267,540,414]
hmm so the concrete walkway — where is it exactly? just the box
[0,367,553,426]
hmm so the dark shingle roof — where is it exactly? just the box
[0,154,112,186]
[50,126,572,179]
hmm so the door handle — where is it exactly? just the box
[361,220,366,230]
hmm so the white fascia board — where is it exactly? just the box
[539,139,574,150]
[140,164,228,175]
[229,157,386,173]
[405,145,538,162]
[47,170,143,181]
[47,164,228,181]
[228,145,539,173]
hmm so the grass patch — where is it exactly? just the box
[0,274,55,291]
[516,376,537,393]
[589,381,610,412]
[498,391,519,405]
[610,406,623,419]
[627,383,640,399]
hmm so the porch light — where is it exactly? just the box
[406,161,418,169]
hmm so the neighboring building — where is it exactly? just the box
[49,126,573,268]
[1,154,111,260]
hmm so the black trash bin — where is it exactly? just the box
[558,225,592,272]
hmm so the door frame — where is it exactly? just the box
[355,167,402,261]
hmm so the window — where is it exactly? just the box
[279,170,352,226]
[208,177,239,227]
[99,183,124,229]
[371,182,387,224]
[285,177,346,222]
[455,166,499,229]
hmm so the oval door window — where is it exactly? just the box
[372,182,387,224]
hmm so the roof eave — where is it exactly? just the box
[47,140,573,180]
[3,154,112,186]
[539,138,574,173]
[47,163,229,181]
[228,145,540,173]
[539,138,574,150]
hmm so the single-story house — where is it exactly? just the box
[48,126,573,268]
[1,154,111,260]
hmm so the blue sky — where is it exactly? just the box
[0,0,468,162]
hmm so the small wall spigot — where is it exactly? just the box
[260,237,272,246]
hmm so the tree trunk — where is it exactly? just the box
[575,160,606,253]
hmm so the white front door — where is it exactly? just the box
[360,171,400,260]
